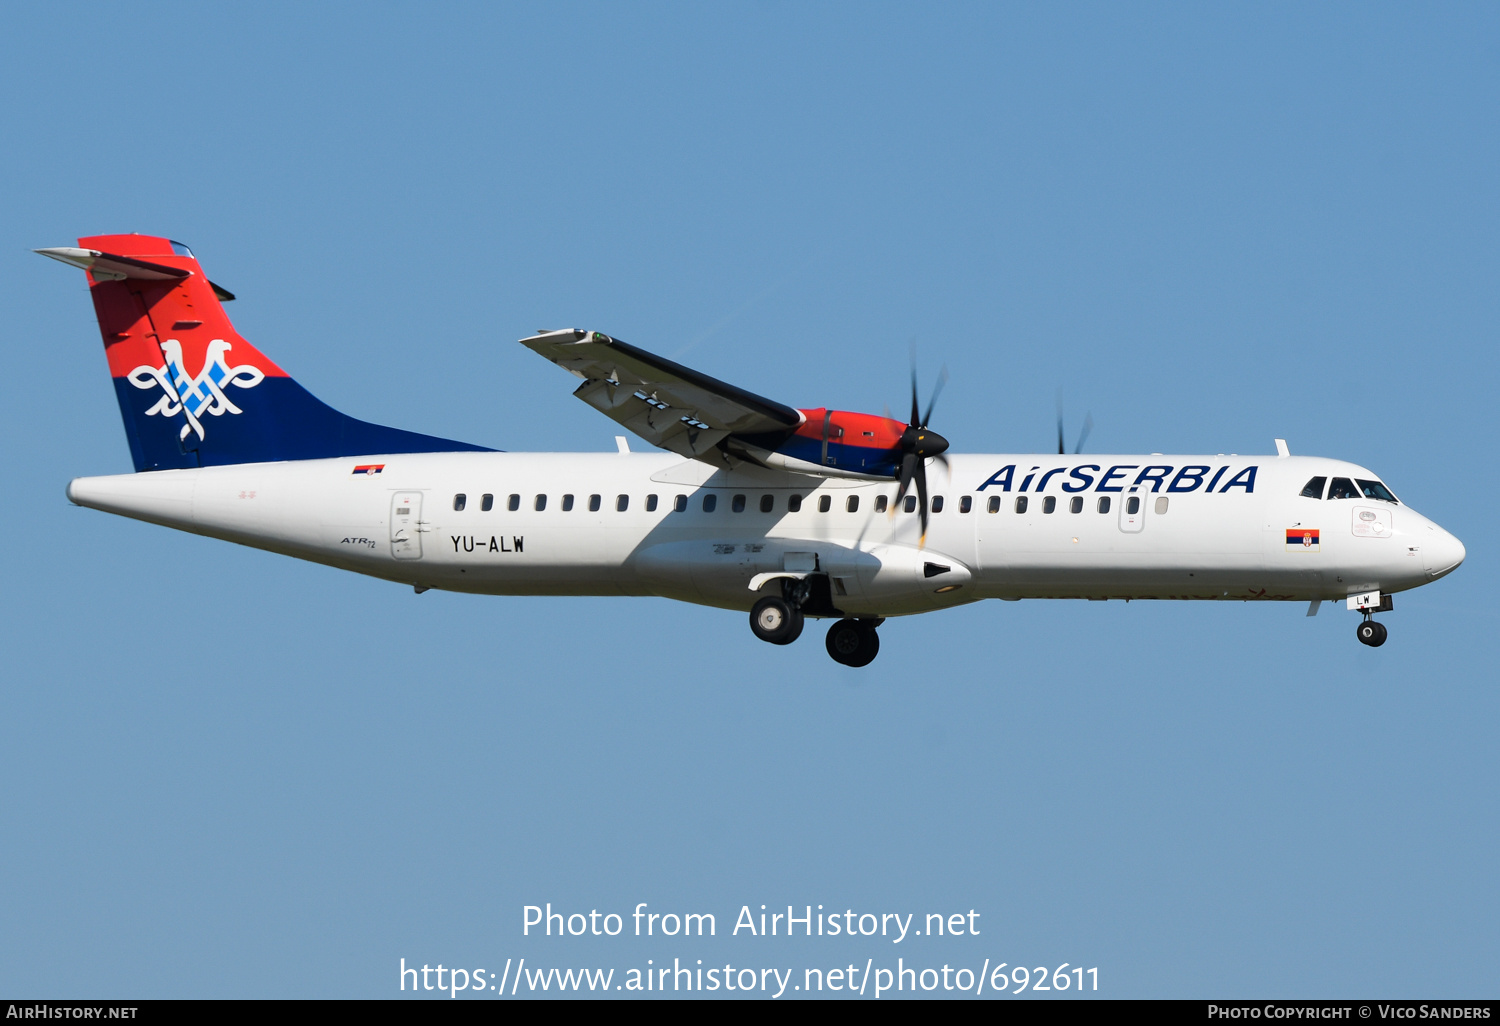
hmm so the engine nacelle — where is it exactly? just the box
[730,408,908,478]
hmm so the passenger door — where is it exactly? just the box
[391,491,424,559]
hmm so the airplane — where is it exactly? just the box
[39,234,1465,665]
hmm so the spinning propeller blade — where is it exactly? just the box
[892,354,951,546]
[1057,393,1094,454]
[1074,412,1094,454]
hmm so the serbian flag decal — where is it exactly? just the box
[352,464,385,475]
[1286,528,1320,551]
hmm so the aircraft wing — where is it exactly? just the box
[520,329,803,462]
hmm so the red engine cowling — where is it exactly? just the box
[762,408,908,476]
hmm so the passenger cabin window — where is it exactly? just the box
[1301,476,1327,499]
[534,494,547,511]
[1043,496,1056,514]
[702,494,717,513]
[844,495,857,513]
[959,496,972,513]
[931,496,944,513]
[1097,496,1111,514]
[732,494,746,513]
[986,495,1000,513]
[589,494,601,511]
[1070,496,1083,514]
[1014,496,1028,514]
[1126,496,1140,514]
[508,494,520,511]
[674,494,687,512]
[481,493,493,512]
[876,494,890,513]
[453,493,466,511]
[818,495,832,513]
[788,494,802,513]
[562,494,575,511]
[1327,477,1359,500]
[646,494,659,512]
[1154,496,1169,514]
[904,495,918,513]
[760,494,774,513]
[616,494,629,512]
[1357,479,1398,503]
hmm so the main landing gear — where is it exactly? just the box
[747,582,884,665]
[825,618,881,667]
[750,596,804,646]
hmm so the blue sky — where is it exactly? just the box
[2,2,1495,998]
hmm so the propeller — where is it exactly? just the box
[1056,392,1093,454]
[892,360,950,545]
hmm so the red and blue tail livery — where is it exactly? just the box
[40,234,489,471]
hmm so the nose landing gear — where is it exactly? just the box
[1357,616,1388,647]
[1352,592,1393,647]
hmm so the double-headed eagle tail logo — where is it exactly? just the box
[127,339,265,442]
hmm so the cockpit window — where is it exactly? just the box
[1327,477,1359,500]
[1356,479,1399,503]
[169,240,194,257]
[1300,476,1327,499]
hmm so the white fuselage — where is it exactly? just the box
[66,451,1465,616]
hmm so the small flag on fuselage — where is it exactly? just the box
[1286,528,1319,551]
[352,464,385,475]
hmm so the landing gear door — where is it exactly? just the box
[1119,491,1146,533]
[391,491,424,560]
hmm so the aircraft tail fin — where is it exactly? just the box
[40,234,490,471]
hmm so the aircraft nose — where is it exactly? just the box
[1427,527,1466,578]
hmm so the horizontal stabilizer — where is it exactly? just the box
[35,246,189,282]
